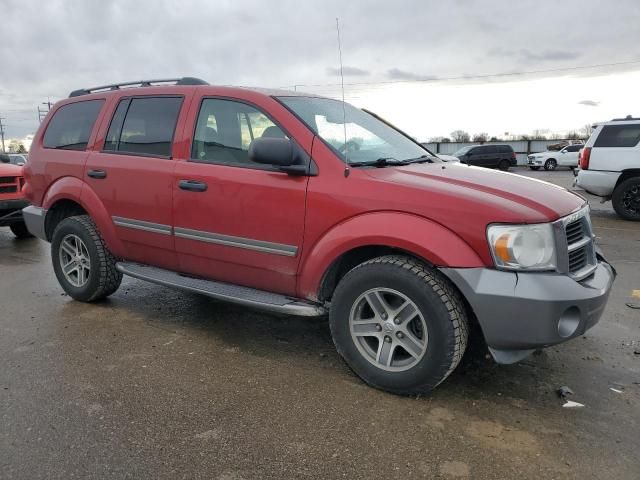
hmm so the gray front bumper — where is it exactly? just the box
[441,260,615,364]
[22,205,47,240]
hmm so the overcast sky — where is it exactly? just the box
[1,0,639,142]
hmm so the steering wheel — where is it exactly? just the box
[338,140,360,155]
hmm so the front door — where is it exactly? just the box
[172,97,308,296]
[83,95,187,270]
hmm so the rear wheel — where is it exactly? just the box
[529,166,540,171]
[544,159,557,171]
[498,160,510,171]
[51,215,122,302]
[10,222,33,239]
[329,255,468,395]
[612,177,640,221]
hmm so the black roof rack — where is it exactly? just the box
[69,77,209,98]
[611,115,640,121]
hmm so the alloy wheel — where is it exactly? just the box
[59,234,91,288]
[622,184,640,216]
[349,288,428,372]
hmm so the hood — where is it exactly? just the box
[0,163,23,176]
[364,162,584,223]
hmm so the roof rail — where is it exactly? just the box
[611,115,640,121]
[69,77,209,98]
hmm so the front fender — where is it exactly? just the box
[297,211,485,300]
[42,177,125,257]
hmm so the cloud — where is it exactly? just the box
[578,100,600,107]
[326,66,370,77]
[387,69,438,81]
[489,47,581,63]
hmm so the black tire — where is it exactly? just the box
[329,255,469,395]
[529,166,540,171]
[497,160,510,171]
[612,177,640,221]
[51,215,122,302]
[544,159,557,171]
[10,222,33,239]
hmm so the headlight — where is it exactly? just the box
[487,223,557,271]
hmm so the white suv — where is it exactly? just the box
[528,144,582,171]
[575,117,640,220]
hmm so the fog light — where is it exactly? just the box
[558,307,580,338]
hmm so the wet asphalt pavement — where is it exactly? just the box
[1,169,639,479]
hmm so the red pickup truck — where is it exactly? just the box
[22,78,615,394]
[0,153,31,238]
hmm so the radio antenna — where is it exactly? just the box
[335,17,350,177]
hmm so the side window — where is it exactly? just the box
[483,146,498,155]
[191,99,286,166]
[43,100,104,150]
[566,145,581,152]
[103,97,183,157]
[498,145,511,154]
[594,124,640,148]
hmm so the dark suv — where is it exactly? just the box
[454,144,516,170]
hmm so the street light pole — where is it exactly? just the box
[0,117,6,153]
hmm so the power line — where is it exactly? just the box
[279,58,640,90]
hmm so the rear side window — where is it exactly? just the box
[103,97,183,157]
[497,145,512,153]
[566,145,582,152]
[43,100,104,150]
[594,124,640,148]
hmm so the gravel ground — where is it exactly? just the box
[1,168,639,479]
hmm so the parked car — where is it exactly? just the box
[575,116,640,220]
[419,144,459,163]
[8,154,28,166]
[23,78,615,394]
[527,144,582,171]
[547,139,584,151]
[453,144,516,170]
[0,153,32,238]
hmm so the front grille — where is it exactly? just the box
[560,208,597,279]
[0,176,22,194]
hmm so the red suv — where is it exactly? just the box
[23,78,615,394]
[0,153,31,238]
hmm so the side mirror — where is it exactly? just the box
[249,138,294,167]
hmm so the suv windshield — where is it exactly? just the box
[453,146,472,156]
[277,96,430,165]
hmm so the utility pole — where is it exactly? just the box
[0,116,6,153]
[38,97,53,122]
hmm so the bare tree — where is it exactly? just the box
[580,124,593,139]
[531,129,549,140]
[450,130,470,142]
[472,133,488,143]
[566,131,580,140]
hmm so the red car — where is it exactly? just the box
[0,153,31,238]
[22,78,615,394]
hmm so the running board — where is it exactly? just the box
[116,262,326,317]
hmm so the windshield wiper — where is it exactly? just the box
[402,155,433,164]
[349,157,410,167]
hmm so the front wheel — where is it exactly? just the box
[612,177,640,221]
[10,222,33,239]
[51,215,123,302]
[544,159,557,171]
[329,255,469,395]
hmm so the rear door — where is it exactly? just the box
[171,96,309,295]
[83,94,190,270]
